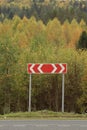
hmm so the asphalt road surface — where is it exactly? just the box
[0,120,87,130]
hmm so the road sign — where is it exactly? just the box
[27,63,67,112]
[27,63,67,74]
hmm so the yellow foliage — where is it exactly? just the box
[46,18,62,43]
[68,19,82,48]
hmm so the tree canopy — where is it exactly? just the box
[77,31,87,49]
[0,0,87,24]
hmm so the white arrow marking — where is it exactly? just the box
[52,64,57,73]
[59,64,65,73]
[30,64,35,73]
[38,64,43,73]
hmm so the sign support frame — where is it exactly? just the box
[27,63,67,113]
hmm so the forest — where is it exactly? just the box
[0,0,87,114]
[0,0,87,24]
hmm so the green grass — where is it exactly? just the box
[0,110,87,120]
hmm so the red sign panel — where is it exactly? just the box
[27,63,67,74]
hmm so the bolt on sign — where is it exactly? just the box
[27,63,67,74]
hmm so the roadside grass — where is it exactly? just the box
[0,110,87,120]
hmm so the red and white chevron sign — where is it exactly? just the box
[27,63,67,74]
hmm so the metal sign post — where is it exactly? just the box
[62,74,65,112]
[28,74,31,112]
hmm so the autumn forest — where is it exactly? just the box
[0,0,87,114]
